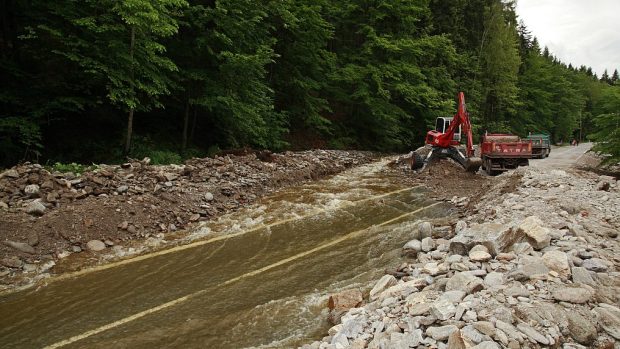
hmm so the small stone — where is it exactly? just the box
[517,216,551,250]
[484,272,503,287]
[328,289,363,312]
[104,240,114,246]
[116,185,129,193]
[473,322,495,337]
[370,275,398,301]
[567,312,597,345]
[2,169,20,178]
[24,184,40,197]
[189,213,201,222]
[571,267,595,286]
[0,201,8,210]
[204,192,214,201]
[25,200,46,216]
[1,256,23,268]
[471,341,500,349]
[118,221,129,230]
[596,180,610,191]
[516,322,549,345]
[426,325,459,341]
[421,237,435,252]
[551,285,593,304]
[542,250,571,278]
[430,298,456,320]
[403,239,422,257]
[419,221,433,238]
[71,245,82,253]
[455,220,467,234]
[469,250,492,262]
[3,240,36,254]
[447,330,466,349]
[582,258,608,272]
[593,304,620,340]
[86,240,106,251]
[446,272,484,294]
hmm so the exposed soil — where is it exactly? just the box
[0,150,377,288]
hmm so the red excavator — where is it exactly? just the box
[411,92,483,172]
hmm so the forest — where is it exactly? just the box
[1,0,619,167]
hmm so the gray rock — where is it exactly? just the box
[461,325,489,344]
[403,239,422,257]
[369,274,398,301]
[446,272,484,294]
[421,237,435,252]
[430,298,456,320]
[455,220,467,234]
[512,256,549,281]
[517,216,551,250]
[450,223,524,256]
[582,258,609,272]
[419,221,433,238]
[440,290,467,303]
[567,312,597,345]
[331,332,349,347]
[593,304,620,340]
[495,320,523,342]
[511,242,533,255]
[483,272,503,287]
[0,201,8,210]
[72,245,82,253]
[1,256,23,268]
[204,192,214,201]
[2,169,19,178]
[86,240,106,252]
[24,184,40,197]
[516,322,549,345]
[551,285,593,304]
[571,267,596,286]
[25,200,46,216]
[390,330,422,349]
[473,322,495,337]
[471,341,500,349]
[116,185,129,193]
[3,240,36,254]
[426,325,459,341]
[542,250,571,278]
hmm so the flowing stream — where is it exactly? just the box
[0,160,453,349]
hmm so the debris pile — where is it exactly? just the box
[0,150,375,284]
[304,167,620,349]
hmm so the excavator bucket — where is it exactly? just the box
[465,157,482,173]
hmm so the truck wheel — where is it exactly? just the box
[411,151,424,170]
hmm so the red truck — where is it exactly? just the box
[480,133,532,175]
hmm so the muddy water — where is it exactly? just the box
[0,161,452,349]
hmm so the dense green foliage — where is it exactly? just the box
[1,0,618,166]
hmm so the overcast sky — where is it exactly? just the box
[516,0,620,76]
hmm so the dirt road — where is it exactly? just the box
[529,142,592,169]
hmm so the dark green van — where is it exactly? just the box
[525,133,551,158]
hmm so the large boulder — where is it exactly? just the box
[328,289,363,312]
[517,216,550,250]
[567,311,598,345]
[449,223,524,256]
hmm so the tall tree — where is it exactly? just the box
[41,0,187,154]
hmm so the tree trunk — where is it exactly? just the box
[124,25,136,155]
[125,108,134,154]
[182,97,190,152]
[190,107,198,143]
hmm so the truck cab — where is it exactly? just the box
[435,117,461,142]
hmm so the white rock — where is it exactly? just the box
[25,200,46,216]
[426,325,459,341]
[369,275,398,301]
[86,240,106,251]
[24,184,40,196]
[430,298,456,321]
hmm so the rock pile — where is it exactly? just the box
[0,150,375,285]
[303,167,619,349]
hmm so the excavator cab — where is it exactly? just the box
[435,117,461,142]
